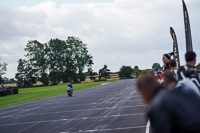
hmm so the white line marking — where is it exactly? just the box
[0,113,145,127]
[101,83,108,85]
[0,105,147,118]
[78,126,146,132]
[0,95,142,115]
[145,119,150,133]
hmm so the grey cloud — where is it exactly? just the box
[0,0,200,78]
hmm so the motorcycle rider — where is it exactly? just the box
[67,83,73,94]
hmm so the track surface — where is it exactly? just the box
[0,79,148,133]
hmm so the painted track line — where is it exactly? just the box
[0,105,147,118]
[75,126,146,132]
[145,119,150,133]
[0,113,145,127]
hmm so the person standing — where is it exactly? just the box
[169,59,178,77]
[162,52,173,71]
[137,73,200,133]
[176,51,200,91]
[162,70,177,89]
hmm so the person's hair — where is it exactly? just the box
[163,54,171,60]
[169,59,176,68]
[137,72,160,92]
[185,51,196,62]
[162,70,176,84]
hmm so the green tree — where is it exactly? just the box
[0,58,7,84]
[9,78,16,82]
[15,59,25,87]
[15,59,37,87]
[38,73,49,85]
[47,39,68,83]
[133,65,141,78]
[3,77,9,82]
[99,65,110,79]
[25,40,48,84]
[87,59,96,80]
[67,36,93,81]
[152,63,162,71]
[19,36,93,84]
[119,65,133,78]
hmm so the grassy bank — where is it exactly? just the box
[0,79,118,109]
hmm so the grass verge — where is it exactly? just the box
[0,79,119,109]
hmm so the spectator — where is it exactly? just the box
[137,72,200,133]
[162,52,173,71]
[154,67,162,82]
[169,59,178,77]
[162,70,177,89]
[176,51,200,91]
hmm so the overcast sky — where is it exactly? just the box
[0,0,200,78]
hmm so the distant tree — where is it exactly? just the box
[18,36,93,84]
[38,73,49,85]
[119,66,133,78]
[133,65,141,78]
[141,69,152,73]
[15,59,25,87]
[47,39,69,83]
[15,59,37,87]
[67,36,93,81]
[0,77,4,84]
[87,59,96,80]
[99,65,110,79]
[0,58,7,84]
[3,77,9,82]
[152,63,162,71]
[25,40,48,76]
[9,78,16,82]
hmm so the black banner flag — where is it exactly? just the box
[182,0,193,51]
[170,27,180,68]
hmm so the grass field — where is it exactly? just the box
[0,79,119,109]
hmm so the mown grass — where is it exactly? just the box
[0,79,119,109]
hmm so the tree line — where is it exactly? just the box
[15,36,93,87]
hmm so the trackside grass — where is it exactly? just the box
[0,79,119,109]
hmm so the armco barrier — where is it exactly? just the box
[0,87,19,97]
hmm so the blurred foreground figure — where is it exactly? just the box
[137,73,200,133]
[162,70,177,89]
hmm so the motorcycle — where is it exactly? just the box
[67,87,73,97]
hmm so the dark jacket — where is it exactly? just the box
[67,84,73,88]
[148,86,200,133]
[163,63,170,71]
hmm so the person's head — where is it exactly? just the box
[162,70,177,89]
[137,72,160,103]
[155,67,159,71]
[169,59,176,69]
[185,51,196,66]
[163,53,171,64]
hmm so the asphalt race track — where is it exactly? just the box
[0,79,148,133]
